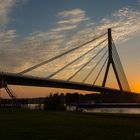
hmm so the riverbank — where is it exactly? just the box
[0,109,140,140]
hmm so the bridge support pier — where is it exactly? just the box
[0,75,21,108]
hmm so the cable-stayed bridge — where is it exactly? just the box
[0,28,139,106]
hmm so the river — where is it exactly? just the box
[82,108,140,114]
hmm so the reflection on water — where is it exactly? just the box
[83,108,140,114]
[27,104,44,110]
[25,104,140,114]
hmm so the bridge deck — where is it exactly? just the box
[0,72,138,94]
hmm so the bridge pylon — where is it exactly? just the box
[102,28,123,93]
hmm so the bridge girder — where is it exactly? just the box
[0,72,135,94]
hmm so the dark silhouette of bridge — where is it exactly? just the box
[0,28,139,106]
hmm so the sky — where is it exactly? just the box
[0,0,140,98]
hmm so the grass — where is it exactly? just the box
[0,109,140,140]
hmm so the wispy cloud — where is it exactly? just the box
[0,6,140,80]
[52,9,89,32]
[0,0,17,25]
[51,25,77,32]
[0,29,16,44]
[138,0,140,4]
[57,9,89,24]
[97,7,140,43]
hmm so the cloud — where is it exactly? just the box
[51,25,77,32]
[0,0,17,25]
[0,6,140,81]
[96,7,140,43]
[28,7,140,78]
[0,29,16,44]
[1,8,90,75]
[65,7,140,47]
[57,9,89,24]
[52,9,89,32]
[58,9,86,17]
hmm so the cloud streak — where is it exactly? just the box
[52,9,89,32]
